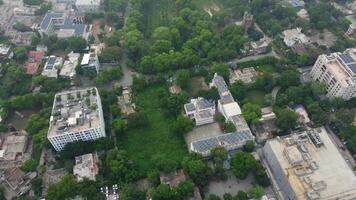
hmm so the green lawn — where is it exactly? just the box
[119,86,189,175]
[243,90,266,106]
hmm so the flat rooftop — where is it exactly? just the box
[48,87,101,137]
[265,128,356,199]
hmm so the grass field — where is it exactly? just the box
[243,90,266,106]
[119,86,189,175]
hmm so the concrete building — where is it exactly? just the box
[184,97,215,126]
[282,28,309,47]
[73,153,98,181]
[25,51,45,75]
[0,167,36,200]
[42,56,63,78]
[229,67,258,84]
[47,87,106,151]
[293,105,311,125]
[0,131,31,170]
[39,11,89,40]
[310,48,356,100]
[0,44,13,59]
[289,0,305,8]
[345,24,356,39]
[263,127,356,200]
[75,0,101,12]
[59,52,80,79]
[80,51,100,73]
[118,87,136,116]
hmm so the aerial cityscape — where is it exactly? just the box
[0,0,356,199]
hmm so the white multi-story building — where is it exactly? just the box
[184,97,215,126]
[47,87,106,151]
[75,0,101,12]
[310,48,356,100]
[81,51,100,73]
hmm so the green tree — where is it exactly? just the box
[149,184,177,200]
[176,181,195,199]
[112,119,127,135]
[13,47,28,63]
[204,194,221,200]
[106,149,137,183]
[68,37,87,51]
[21,159,37,172]
[276,108,298,131]
[212,63,230,82]
[173,115,194,135]
[249,185,264,200]
[230,81,247,101]
[99,46,122,63]
[243,140,255,152]
[176,69,191,89]
[223,122,236,133]
[231,152,256,180]
[235,191,248,200]
[182,154,212,187]
[120,184,146,200]
[242,103,262,125]
[46,174,77,200]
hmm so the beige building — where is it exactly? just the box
[310,48,356,100]
[263,128,356,200]
[73,153,98,181]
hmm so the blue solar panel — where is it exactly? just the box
[339,54,355,64]
[348,63,356,73]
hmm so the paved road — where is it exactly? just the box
[325,125,356,168]
[271,86,281,105]
[118,0,135,87]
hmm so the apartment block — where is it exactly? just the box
[310,48,356,100]
[47,87,106,151]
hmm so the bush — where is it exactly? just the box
[21,159,37,172]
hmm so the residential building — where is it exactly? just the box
[0,44,13,59]
[59,52,80,79]
[25,51,45,75]
[0,167,36,200]
[80,51,100,73]
[0,131,31,170]
[229,67,258,84]
[75,0,101,12]
[245,37,270,56]
[282,28,309,47]
[47,87,106,151]
[297,9,309,20]
[73,153,98,181]
[289,0,305,8]
[253,107,277,143]
[118,87,136,116]
[39,11,89,40]
[293,105,311,124]
[263,128,356,200]
[310,48,356,100]
[42,56,63,78]
[184,97,215,126]
[345,24,356,39]
[190,130,254,157]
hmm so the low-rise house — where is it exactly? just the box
[0,167,37,200]
[293,105,311,125]
[282,28,309,47]
[169,84,182,94]
[25,51,45,75]
[0,44,13,59]
[80,51,100,73]
[345,24,356,39]
[297,9,309,20]
[73,153,98,181]
[0,131,31,170]
[160,170,202,200]
[246,37,269,55]
[184,97,215,126]
[253,107,277,143]
[229,67,258,84]
[75,0,101,12]
[42,56,63,78]
[289,0,305,8]
[59,52,80,79]
[118,87,136,116]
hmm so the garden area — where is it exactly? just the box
[119,86,189,175]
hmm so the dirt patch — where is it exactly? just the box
[309,30,337,48]
[188,77,209,95]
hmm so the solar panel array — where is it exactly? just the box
[338,53,356,74]
[197,99,214,110]
[192,129,254,156]
[45,57,57,70]
[213,75,229,94]
[184,103,196,112]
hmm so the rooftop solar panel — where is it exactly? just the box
[339,54,355,64]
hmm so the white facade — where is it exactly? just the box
[75,0,101,11]
[282,28,309,47]
[310,48,356,100]
[47,87,106,151]
[81,52,100,73]
[184,97,215,126]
